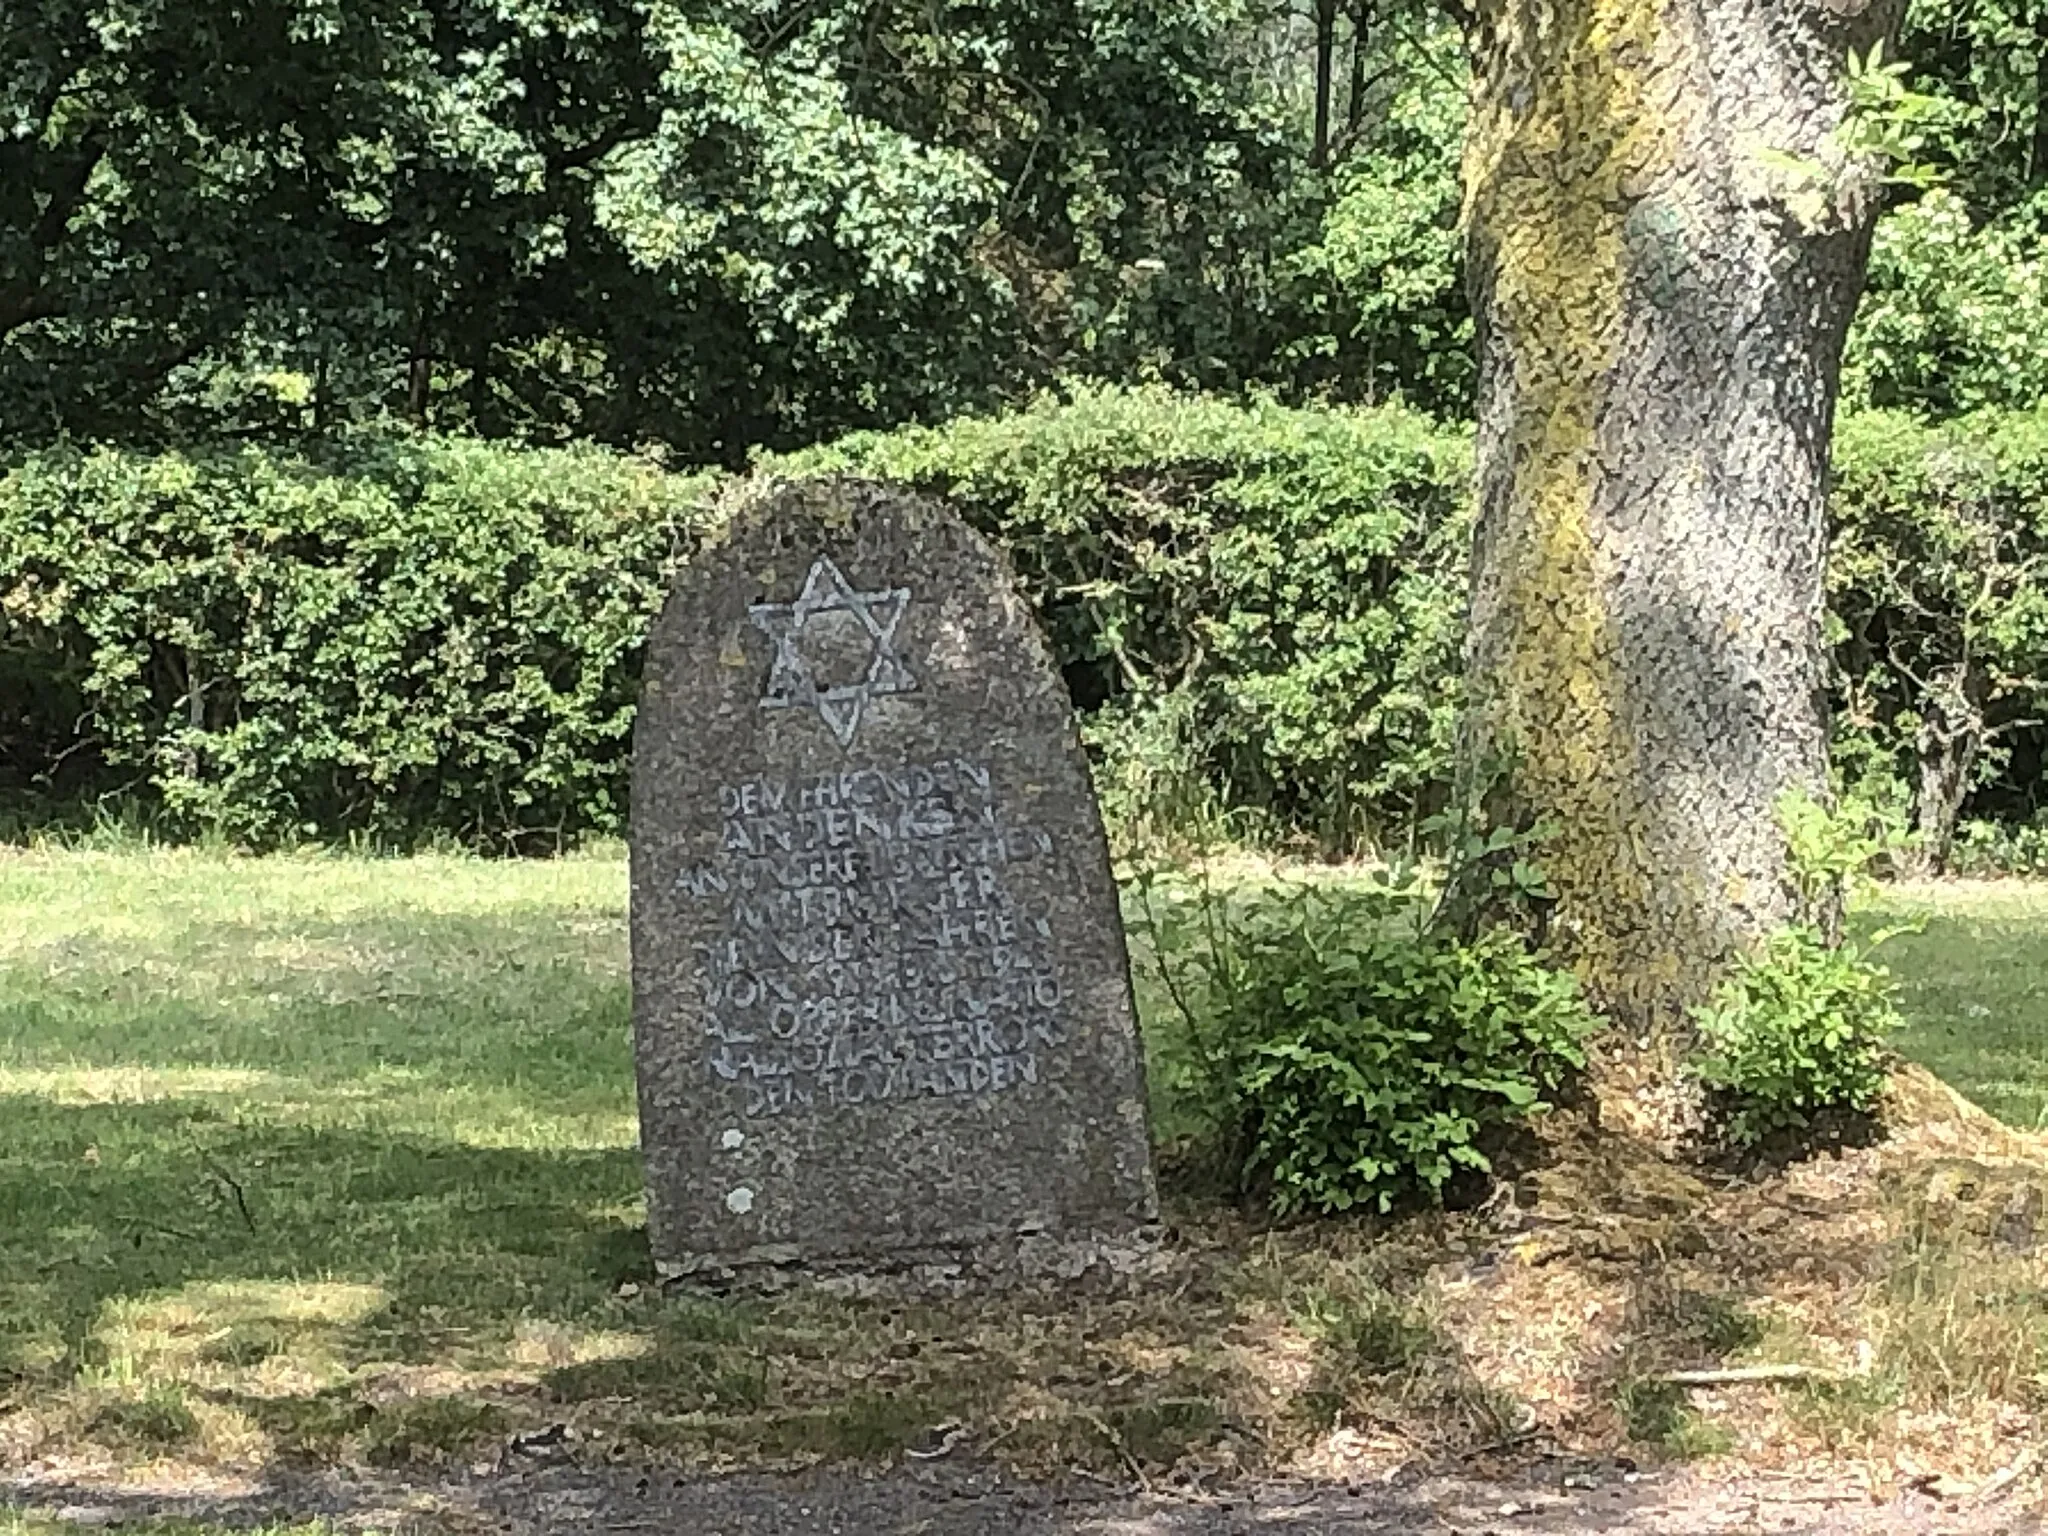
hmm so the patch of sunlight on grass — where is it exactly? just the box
[1864,882,2048,1131]
[91,1281,388,1385]
[0,1068,282,1104]
[507,1319,652,1370]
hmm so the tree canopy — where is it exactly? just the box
[1,0,1510,459]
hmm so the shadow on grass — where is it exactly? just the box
[0,1100,648,1384]
[5,866,2046,1501]
[0,892,1245,1482]
[0,1090,1232,1479]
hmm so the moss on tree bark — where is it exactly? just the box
[1457,0,1906,1139]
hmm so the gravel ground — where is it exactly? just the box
[8,1457,2044,1535]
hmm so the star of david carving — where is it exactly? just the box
[748,557,916,747]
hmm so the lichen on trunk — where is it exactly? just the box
[1457,0,1905,1139]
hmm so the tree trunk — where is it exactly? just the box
[1313,0,1339,168]
[1346,0,1371,140]
[1458,0,1904,1141]
[1908,663,1987,878]
[407,350,433,425]
[2031,15,2048,189]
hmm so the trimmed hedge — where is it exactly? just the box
[0,436,714,847]
[2,389,1472,849]
[778,386,1472,847]
[7,388,2048,854]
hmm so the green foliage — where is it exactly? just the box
[1953,814,2048,878]
[1828,405,2048,855]
[1775,787,1905,922]
[0,0,1324,459]
[1888,0,2046,221]
[1836,1,2048,418]
[1755,41,1972,234]
[0,434,711,847]
[1280,19,1471,418]
[1692,927,1900,1148]
[1613,1375,1737,1458]
[15,385,2048,854]
[1687,793,1908,1149]
[1837,41,1973,192]
[1289,1281,1437,1376]
[1141,873,1594,1215]
[785,385,1472,853]
[1079,690,1242,856]
[3,389,1466,850]
[1843,194,2048,417]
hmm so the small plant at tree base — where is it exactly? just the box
[1690,925,1902,1149]
[1144,871,1596,1216]
[1776,785,1905,929]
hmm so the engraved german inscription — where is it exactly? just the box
[674,756,1065,1119]
[631,479,1156,1273]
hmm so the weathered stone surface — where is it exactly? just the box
[630,478,1158,1276]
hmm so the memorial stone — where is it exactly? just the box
[630,478,1158,1276]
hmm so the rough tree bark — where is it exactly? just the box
[1458,0,1905,1139]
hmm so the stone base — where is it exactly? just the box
[655,1224,1170,1296]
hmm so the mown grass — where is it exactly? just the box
[0,848,644,1474]
[0,849,2045,1492]
[0,845,1289,1484]
[1874,881,2048,1131]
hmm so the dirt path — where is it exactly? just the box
[9,1457,2043,1535]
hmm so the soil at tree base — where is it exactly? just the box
[4,1455,2041,1534]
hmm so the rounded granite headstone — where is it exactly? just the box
[630,478,1158,1277]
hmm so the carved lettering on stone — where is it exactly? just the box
[631,480,1157,1275]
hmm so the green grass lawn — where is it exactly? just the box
[1869,881,2048,1132]
[0,846,1258,1483]
[1,849,2044,1489]
[0,848,650,1474]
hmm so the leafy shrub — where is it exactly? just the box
[1843,191,2048,418]
[784,384,1473,854]
[1142,875,1594,1215]
[1951,815,2048,878]
[0,434,714,847]
[1691,927,1900,1148]
[1829,405,2048,870]
[1776,786,1911,922]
